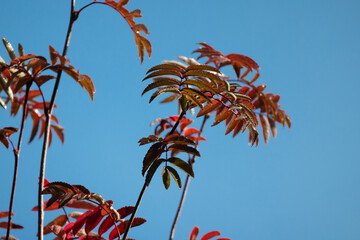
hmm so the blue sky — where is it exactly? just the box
[1,0,360,239]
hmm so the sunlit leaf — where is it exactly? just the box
[149,86,180,103]
[167,166,181,188]
[2,38,16,60]
[142,78,179,95]
[43,215,67,235]
[0,221,23,229]
[190,226,199,240]
[108,218,146,240]
[143,70,182,81]
[183,79,217,95]
[185,70,220,87]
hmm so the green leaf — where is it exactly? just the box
[184,70,220,87]
[183,79,217,95]
[162,166,170,189]
[146,64,185,74]
[182,87,212,103]
[142,78,179,95]
[178,95,188,113]
[2,38,16,60]
[145,159,164,186]
[167,166,182,188]
[168,157,194,177]
[149,86,180,103]
[186,64,220,73]
[143,70,182,81]
[142,142,165,175]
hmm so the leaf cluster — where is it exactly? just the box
[142,43,291,145]
[189,226,231,240]
[139,122,200,189]
[0,127,18,149]
[0,211,23,240]
[38,180,146,240]
[0,38,96,146]
[93,0,152,63]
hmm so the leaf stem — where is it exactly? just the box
[37,0,76,239]
[5,82,31,240]
[169,114,209,240]
[123,110,187,240]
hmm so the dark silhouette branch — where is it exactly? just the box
[5,82,31,240]
[122,110,187,240]
[169,114,209,240]
[37,0,76,239]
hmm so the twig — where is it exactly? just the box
[37,0,76,239]
[5,82,31,240]
[122,110,187,240]
[169,114,209,240]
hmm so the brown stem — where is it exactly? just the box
[37,0,76,239]
[121,183,147,240]
[5,82,31,240]
[169,114,209,240]
[122,110,187,240]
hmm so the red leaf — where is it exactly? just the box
[0,211,14,219]
[98,206,135,236]
[68,210,92,235]
[118,206,135,218]
[190,226,199,240]
[85,206,104,234]
[108,218,146,240]
[184,128,201,137]
[0,221,24,229]
[200,231,221,240]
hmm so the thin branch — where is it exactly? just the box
[38,0,76,239]
[5,82,31,240]
[122,110,187,240]
[169,114,209,240]
[121,183,147,240]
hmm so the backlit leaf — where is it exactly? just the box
[190,226,199,240]
[186,64,220,73]
[182,87,212,103]
[146,64,185,74]
[2,38,16,60]
[0,221,23,229]
[197,100,222,117]
[259,114,270,144]
[145,159,164,186]
[0,212,13,219]
[143,69,182,81]
[43,215,67,235]
[142,78,179,95]
[108,218,146,240]
[200,231,221,240]
[162,166,170,189]
[142,142,165,175]
[185,70,220,88]
[168,144,200,156]
[183,79,217,95]
[149,86,180,103]
[168,157,194,177]
[167,166,181,188]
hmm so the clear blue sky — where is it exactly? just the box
[1,0,360,239]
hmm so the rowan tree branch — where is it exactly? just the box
[122,110,187,240]
[37,0,76,239]
[169,114,209,240]
[5,82,31,240]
